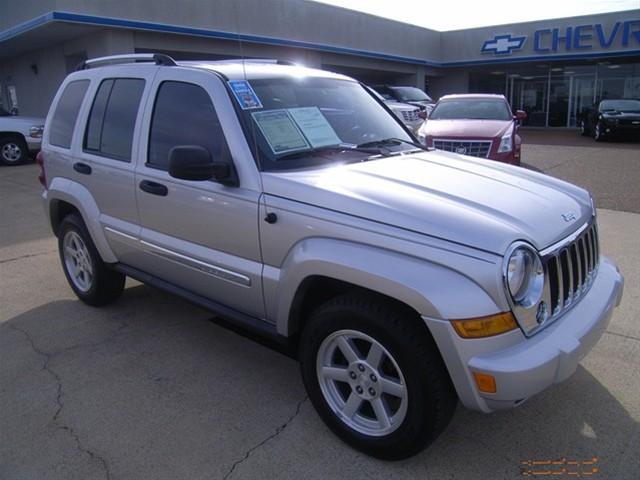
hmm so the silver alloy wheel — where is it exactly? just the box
[580,120,585,135]
[1,142,22,163]
[595,123,602,140]
[62,231,94,292]
[316,329,408,437]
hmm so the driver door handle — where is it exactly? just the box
[139,180,168,197]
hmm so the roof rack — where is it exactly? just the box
[76,53,177,71]
[203,58,298,66]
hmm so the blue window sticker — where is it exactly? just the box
[228,80,263,110]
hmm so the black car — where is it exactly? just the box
[372,85,435,114]
[579,99,640,141]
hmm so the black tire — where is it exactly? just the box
[299,293,457,460]
[0,135,29,165]
[58,213,125,306]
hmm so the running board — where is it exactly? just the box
[112,263,287,346]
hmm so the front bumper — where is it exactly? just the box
[423,256,624,412]
[26,136,42,152]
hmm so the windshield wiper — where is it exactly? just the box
[277,145,391,161]
[357,137,428,151]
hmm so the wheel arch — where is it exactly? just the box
[46,177,117,263]
[274,238,501,338]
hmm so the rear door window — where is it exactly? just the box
[49,80,90,148]
[84,78,145,161]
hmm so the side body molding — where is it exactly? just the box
[44,177,118,263]
[267,238,501,336]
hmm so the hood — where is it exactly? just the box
[424,119,512,138]
[261,151,593,254]
[385,101,419,112]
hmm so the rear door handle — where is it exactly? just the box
[73,162,92,175]
[139,180,168,196]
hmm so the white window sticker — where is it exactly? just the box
[252,110,310,154]
[228,80,263,109]
[288,107,342,148]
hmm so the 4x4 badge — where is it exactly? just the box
[561,212,577,222]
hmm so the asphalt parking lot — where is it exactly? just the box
[1,132,639,480]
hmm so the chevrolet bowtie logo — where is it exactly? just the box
[481,34,527,55]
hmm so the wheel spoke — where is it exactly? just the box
[322,366,351,383]
[65,246,76,257]
[380,377,405,398]
[371,398,391,429]
[366,342,384,369]
[342,393,362,418]
[336,336,360,363]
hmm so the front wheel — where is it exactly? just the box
[58,213,125,306]
[594,122,605,142]
[299,293,457,460]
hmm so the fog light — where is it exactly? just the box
[473,372,497,393]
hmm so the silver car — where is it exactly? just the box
[39,54,624,460]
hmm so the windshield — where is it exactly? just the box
[0,107,10,116]
[429,99,512,121]
[600,99,640,112]
[390,87,432,103]
[234,76,414,171]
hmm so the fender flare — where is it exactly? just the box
[46,177,117,263]
[274,238,501,336]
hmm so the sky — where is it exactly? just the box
[309,0,639,31]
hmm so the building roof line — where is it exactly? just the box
[1,11,638,68]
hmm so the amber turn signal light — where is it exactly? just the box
[451,312,517,338]
[473,372,497,393]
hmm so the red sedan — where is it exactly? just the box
[418,94,526,165]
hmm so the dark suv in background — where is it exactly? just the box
[372,85,435,114]
[579,99,640,141]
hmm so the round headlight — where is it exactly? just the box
[505,244,544,308]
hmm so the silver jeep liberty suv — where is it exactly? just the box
[39,54,624,460]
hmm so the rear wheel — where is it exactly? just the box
[0,136,28,165]
[299,293,457,460]
[58,213,125,306]
[579,120,588,136]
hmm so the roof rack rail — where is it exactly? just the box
[76,53,177,71]
[208,58,298,66]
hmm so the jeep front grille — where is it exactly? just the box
[541,221,600,324]
[432,139,492,158]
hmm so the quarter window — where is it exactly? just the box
[84,78,145,161]
[50,80,90,148]
[148,81,228,170]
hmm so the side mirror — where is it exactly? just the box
[515,110,527,121]
[168,145,237,186]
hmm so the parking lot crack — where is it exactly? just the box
[7,324,112,480]
[221,396,308,480]
[0,249,57,264]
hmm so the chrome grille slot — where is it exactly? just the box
[539,221,600,331]
[401,109,421,122]
[432,139,492,158]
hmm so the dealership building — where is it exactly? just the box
[1,1,639,127]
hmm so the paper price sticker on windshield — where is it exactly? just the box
[228,80,263,109]
[288,107,341,148]
[252,110,310,154]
